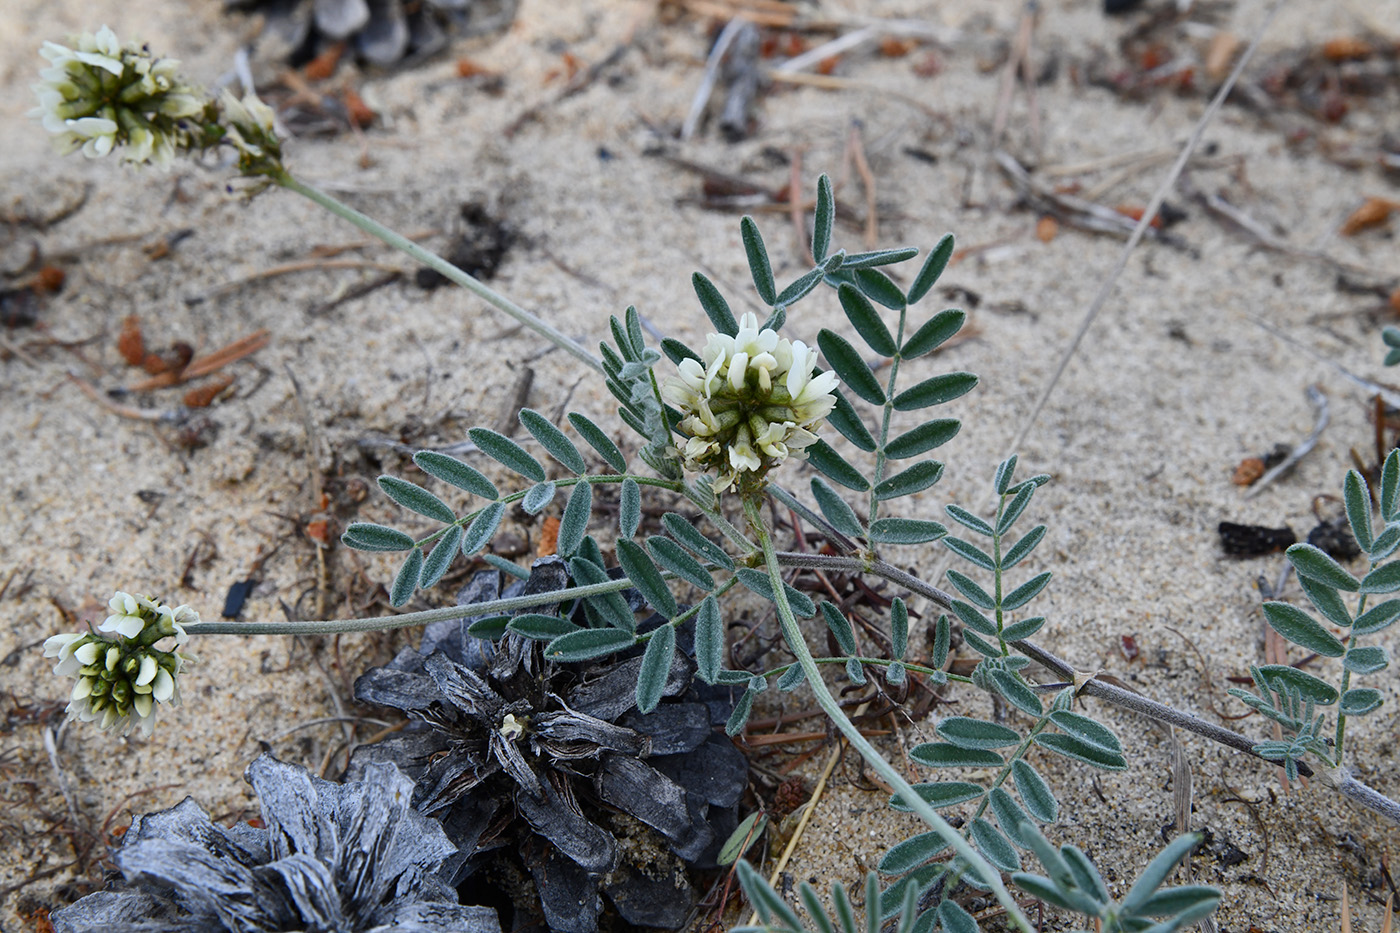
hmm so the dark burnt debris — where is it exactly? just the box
[349,558,747,933]
[1218,521,1296,557]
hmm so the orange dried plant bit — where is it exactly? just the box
[305,518,333,544]
[456,57,495,77]
[304,41,346,81]
[879,37,916,58]
[1340,197,1399,236]
[1115,205,1163,228]
[1232,457,1265,486]
[183,371,235,408]
[537,515,561,557]
[1389,287,1400,316]
[342,87,376,128]
[816,54,841,75]
[1322,36,1372,62]
[117,314,145,365]
[1035,215,1058,243]
[35,264,65,293]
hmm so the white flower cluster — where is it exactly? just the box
[31,26,204,167]
[217,89,283,173]
[43,592,196,736]
[663,312,839,492]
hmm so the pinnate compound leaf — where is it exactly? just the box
[874,460,944,500]
[1034,733,1127,771]
[943,535,994,571]
[945,503,994,537]
[936,717,1021,749]
[566,413,628,472]
[1361,562,1400,594]
[619,477,641,539]
[740,216,777,305]
[1340,687,1383,715]
[971,818,1020,872]
[556,482,592,557]
[878,831,949,876]
[891,372,978,411]
[812,174,834,261]
[889,780,986,812]
[1286,542,1360,591]
[1256,664,1339,704]
[909,743,1002,769]
[1343,645,1389,674]
[806,439,871,491]
[636,624,676,713]
[646,536,715,590]
[522,481,557,516]
[1002,525,1047,569]
[508,613,581,641]
[413,451,498,499]
[343,522,415,552]
[390,548,424,606]
[1353,599,1400,635]
[1011,760,1058,822]
[820,601,857,655]
[999,617,1046,641]
[828,389,878,452]
[901,308,964,359]
[1262,601,1346,656]
[868,518,947,544]
[461,501,505,555]
[736,568,817,618]
[885,419,960,459]
[616,539,677,617]
[468,427,546,482]
[812,477,866,537]
[661,513,735,568]
[837,283,896,356]
[420,525,463,589]
[694,596,723,684]
[1344,470,1374,552]
[1002,571,1052,611]
[546,628,636,663]
[1120,834,1202,915]
[818,330,884,404]
[906,234,954,305]
[378,476,457,523]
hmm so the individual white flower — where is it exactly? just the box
[217,89,283,173]
[663,312,840,492]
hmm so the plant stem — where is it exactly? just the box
[271,170,602,374]
[742,495,1034,932]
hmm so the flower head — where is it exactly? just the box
[217,89,283,175]
[663,313,838,492]
[49,755,500,933]
[30,26,203,167]
[43,592,195,736]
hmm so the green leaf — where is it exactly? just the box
[545,627,636,662]
[740,216,777,305]
[521,480,556,515]
[999,617,1046,641]
[718,811,768,866]
[875,460,944,501]
[891,372,978,411]
[777,664,807,691]
[1035,733,1127,771]
[806,440,872,491]
[760,306,786,333]
[1372,522,1400,560]
[1256,666,1337,704]
[936,717,1021,749]
[714,669,753,686]
[996,483,1036,535]
[818,329,884,404]
[1048,711,1122,755]
[988,787,1034,847]
[692,272,738,336]
[828,389,878,451]
[812,174,834,261]
[852,268,905,310]
[846,657,866,685]
[776,267,826,308]
[378,476,457,524]
[725,686,755,736]
[819,601,857,655]
[466,614,509,639]
[908,743,1003,768]
[1135,885,1223,919]
[1361,562,1400,594]
[945,504,993,537]
[950,600,997,637]
[468,427,546,483]
[901,308,964,359]
[646,536,715,591]
[569,556,636,632]
[737,568,816,618]
[661,513,735,568]
[420,525,463,589]
[389,548,424,606]
[1340,687,1383,715]
[947,570,994,610]
[636,623,676,713]
[936,901,978,933]
[1261,601,1346,657]
[994,455,1019,494]
[1343,645,1389,674]
[1002,525,1046,569]
[735,860,804,931]
[837,283,897,356]
[461,501,505,555]
[508,613,581,641]
[963,629,1001,658]
[1002,571,1052,611]
[878,831,950,876]
[609,315,637,361]
[971,818,1020,872]
[991,670,1044,716]
[618,477,641,540]
[1120,834,1201,916]
[343,522,416,552]
[891,598,909,659]
[556,481,592,557]
[907,234,954,304]
[840,246,919,269]
[1298,575,1353,629]
[1384,449,1400,519]
[1062,845,1111,904]
[812,477,866,537]
[932,615,950,668]
[1286,543,1360,591]
[660,336,700,365]
[943,535,995,571]
[695,596,723,684]
[884,419,960,459]
[518,409,586,474]
[616,539,677,617]
[413,451,499,499]
[625,306,646,358]
[889,780,987,812]
[566,413,628,472]
[1344,470,1374,552]
[1011,760,1058,822]
[868,517,947,544]
[1353,598,1400,635]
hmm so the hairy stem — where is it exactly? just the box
[745,496,1034,932]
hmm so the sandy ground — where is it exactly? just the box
[2,0,1400,929]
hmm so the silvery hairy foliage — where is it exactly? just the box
[348,556,747,932]
[51,754,499,933]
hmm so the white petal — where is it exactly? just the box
[152,668,175,703]
[71,678,94,701]
[135,655,158,687]
[132,693,154,720]
[74,642,101,666]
